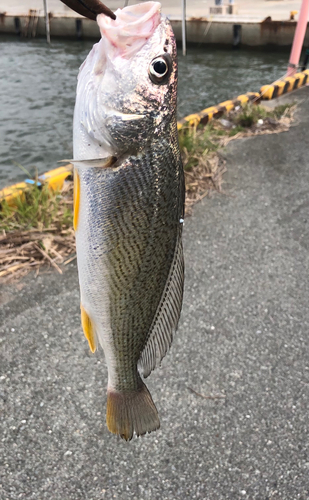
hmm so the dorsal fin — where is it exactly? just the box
[138,235,184,378]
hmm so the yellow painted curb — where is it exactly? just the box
[0,182,28,207]
[260,69,309,100]
[177,91,261,130]
[178,69,308,130]
[38,165,73,191]
[0,164,72,208]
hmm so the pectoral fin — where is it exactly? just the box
[69,157,118,168]
[80,304,97,353]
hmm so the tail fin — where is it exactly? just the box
[106,379,160,441]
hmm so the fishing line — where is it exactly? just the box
[198,16,214,47]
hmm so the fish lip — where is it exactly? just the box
[97,2,161,57]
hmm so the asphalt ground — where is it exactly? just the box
[1,87,309,499]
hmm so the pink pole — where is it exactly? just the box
[287,0,309,76]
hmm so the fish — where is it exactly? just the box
[71,1,185,440]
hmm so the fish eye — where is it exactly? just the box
[153,59,167,76]
[149,54,172,85]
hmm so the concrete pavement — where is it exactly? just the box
[0,0,306,21]
[1,87,309,499]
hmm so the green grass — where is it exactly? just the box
[0,183,73,233]
[235,105,266,127]
[179,122,222,153]
[179,102,295,148]
[229,125,245,137]
[179,122,223,171]
[233,102,295,128]
[271,103,295,120]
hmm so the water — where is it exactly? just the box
[0,36,290,188]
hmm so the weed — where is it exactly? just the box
[0,182,73,233]
[232,102,295,128]
[229,125,245,137]
[271,102,295,119]
[234,104,267,127]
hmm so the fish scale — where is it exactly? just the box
[76,128,183,381]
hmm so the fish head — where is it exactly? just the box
[74,1,178,160]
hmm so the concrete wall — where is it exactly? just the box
[171,19,309,47]
[1,14,309,47]
[0,15,100,39]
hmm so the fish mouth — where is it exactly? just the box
[97,2,162,58]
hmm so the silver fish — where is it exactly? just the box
[72,1,185,440]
